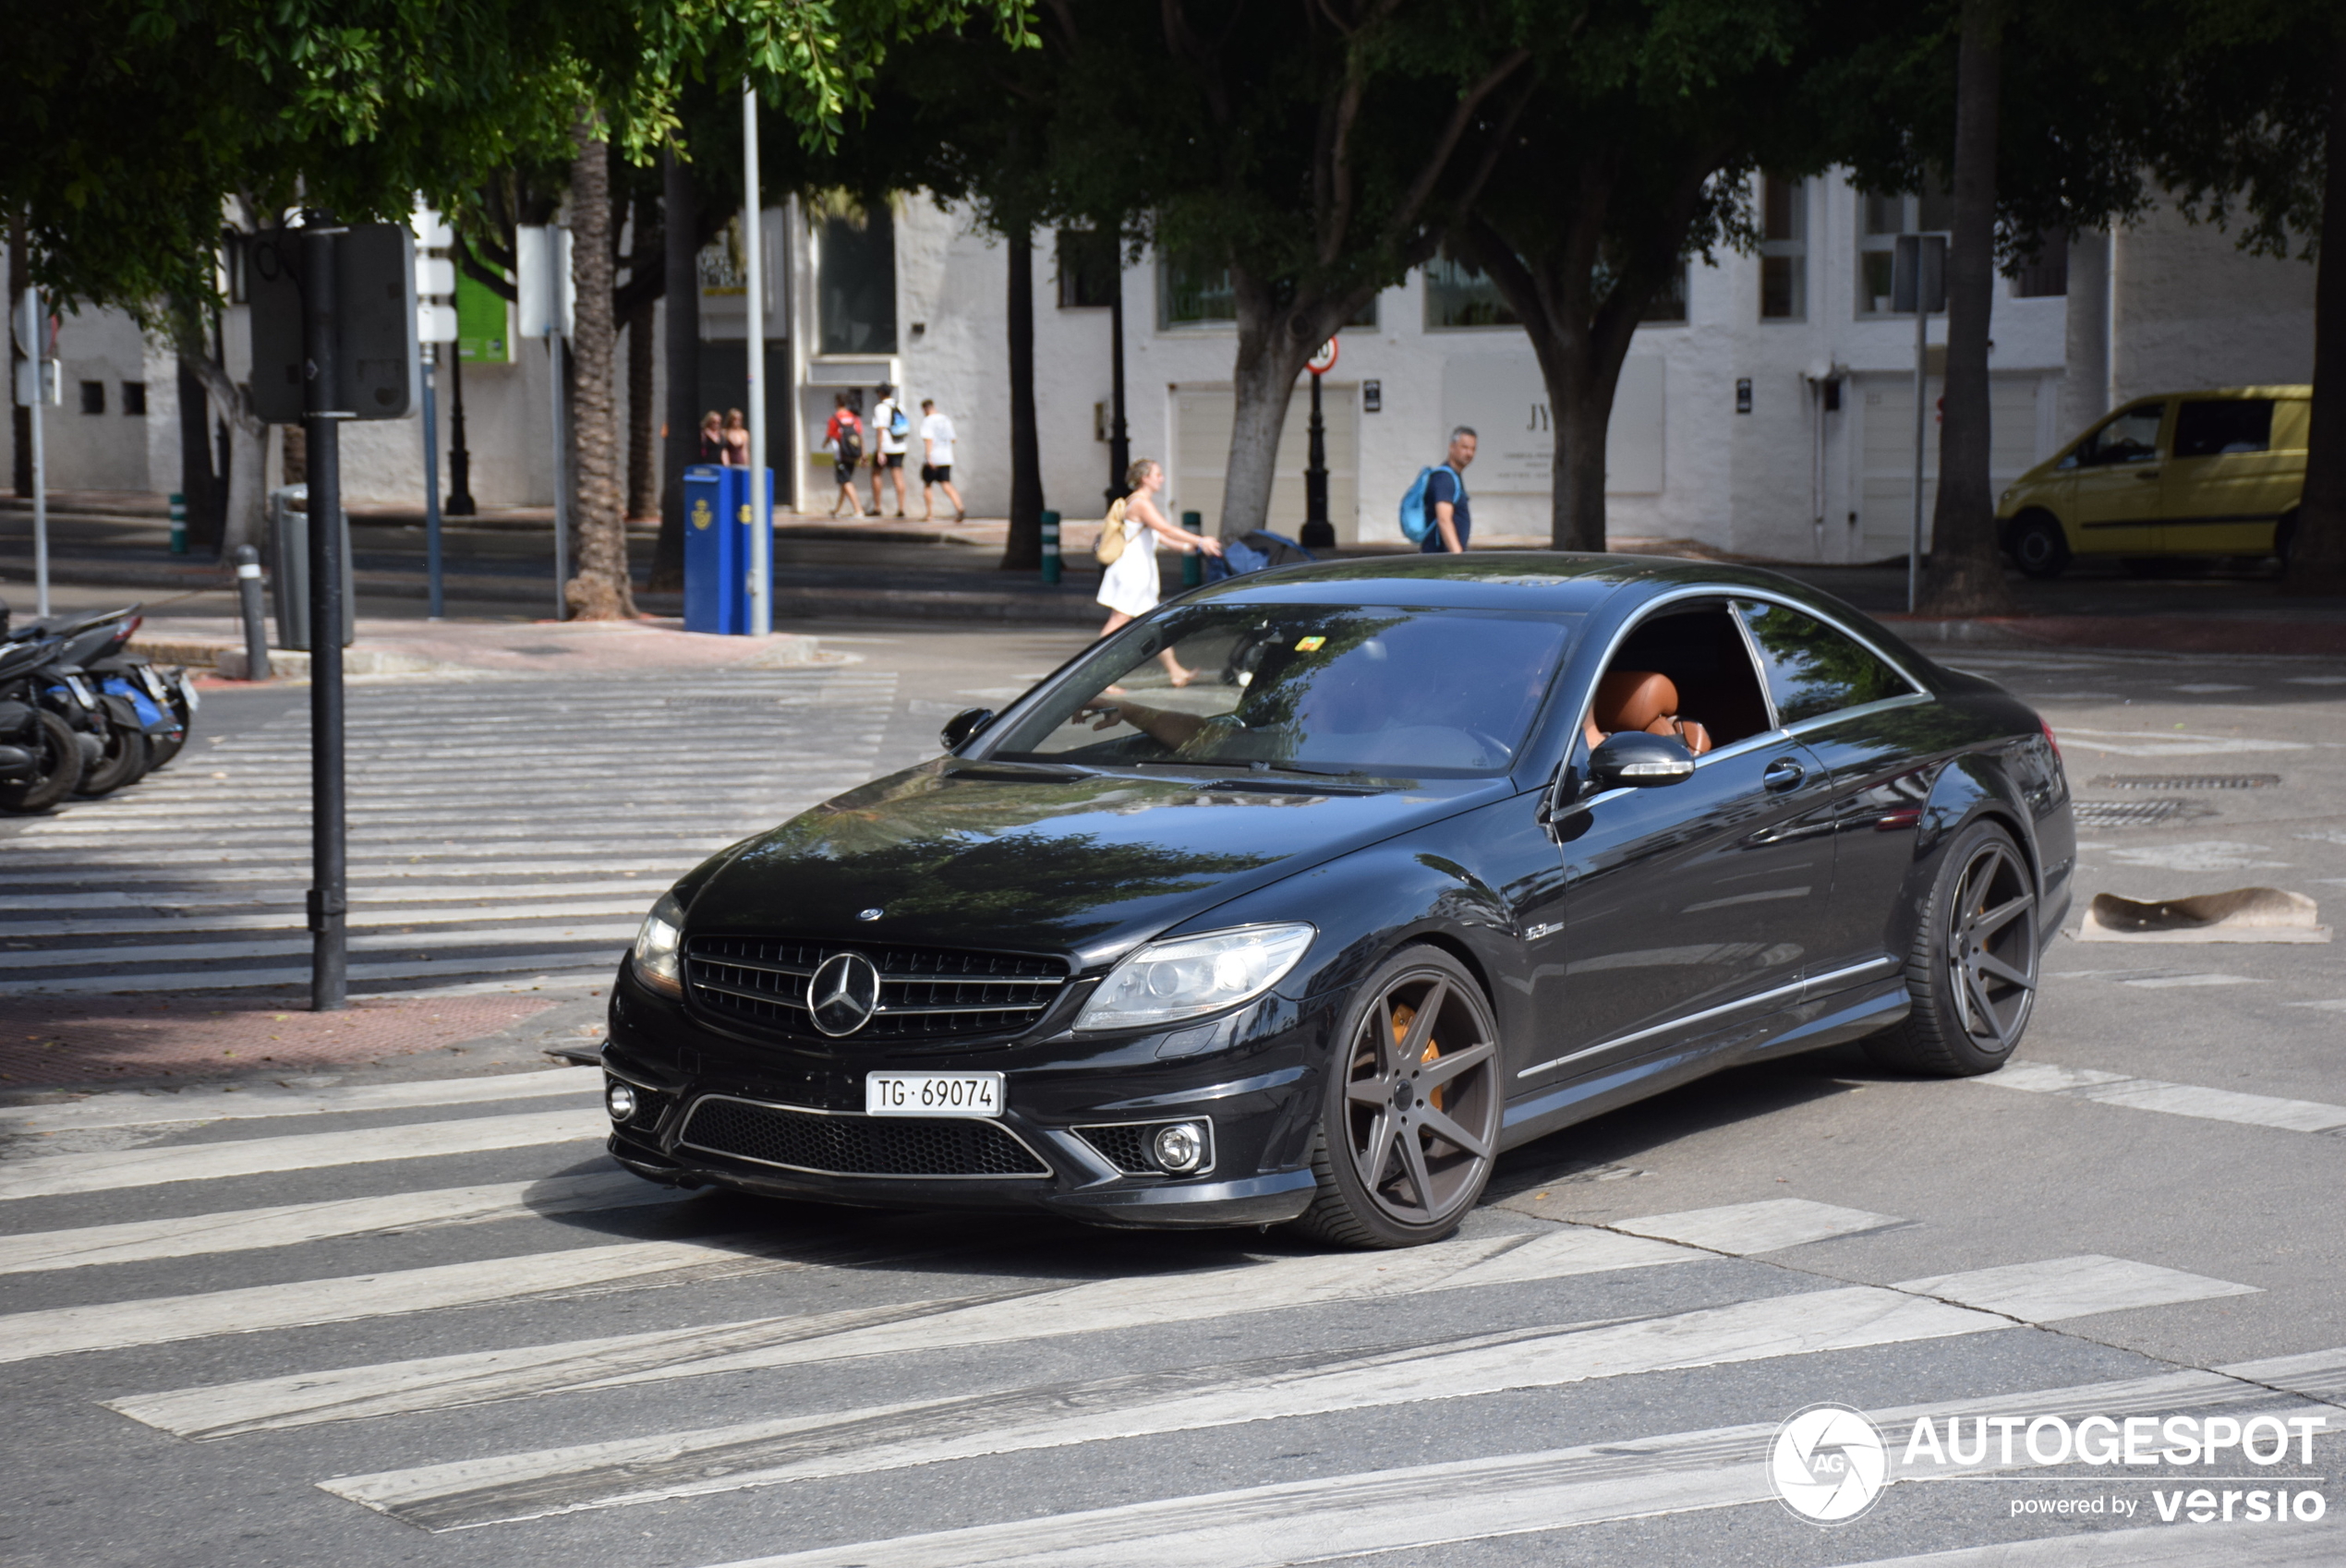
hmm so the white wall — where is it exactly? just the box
[2111,201,2316,403]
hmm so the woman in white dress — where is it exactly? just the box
[1096,459,1223,681]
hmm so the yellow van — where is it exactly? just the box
[1995,386,2310,577]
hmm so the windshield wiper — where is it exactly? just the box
[948,759,1096,781]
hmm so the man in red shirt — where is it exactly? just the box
[824,393,866,518]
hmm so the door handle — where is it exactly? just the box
[1763,757,1806,791]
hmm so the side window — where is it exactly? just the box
[2172,399,2272,459]
[2071,404,2164,467]
[1736,601,1913,726]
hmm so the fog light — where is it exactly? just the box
[606,1083,637,1123]
[1151,1121,1207,1175]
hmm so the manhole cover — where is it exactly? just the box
[2086,774,2279,790]
[2074,799,2197,827]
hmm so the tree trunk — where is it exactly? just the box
[175,356,223,554]
[1220,269,1359,538]
[624,291,657,520]
[1001,223,1045,570]
[280,423,306,487]
[654,146,699,593]
[564,113,636,620]
[2284,30,2346,594]
[181,351,266,559]
[1919,0,2017,616]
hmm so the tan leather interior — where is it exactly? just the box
[1593,669,1713,756]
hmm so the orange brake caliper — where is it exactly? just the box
[1388,1003,1445,1112]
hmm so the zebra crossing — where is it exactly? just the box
[3,1064,2334,1566]
[0,666,906,997]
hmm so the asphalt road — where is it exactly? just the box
[3,624,2342,1567]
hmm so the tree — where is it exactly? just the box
[566,115,634,619]
[2143,0,2344,593]
[1921,0,2012,615]
[1458,0,1830,550]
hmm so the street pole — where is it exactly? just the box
[19,288,50,619]
[1106,247,1129,507]
[549,328,568,619]
[421,346,444,619]
[302,220,349,1012]
[1909,293,1927,614]
[743,78,772,637]
[1302,368,1330,547]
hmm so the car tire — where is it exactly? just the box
[0,710,87,814]
[1864,818,2039,1078]
[1288,945,1503,1249]
[2007,513,2070,579]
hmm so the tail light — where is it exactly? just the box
[2039,718,2062,763]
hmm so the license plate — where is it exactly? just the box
[179,673,200,713]
[139,666,170,701]
[865,1071,1005,1118]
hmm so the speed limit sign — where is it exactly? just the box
[1306,338,1338,376]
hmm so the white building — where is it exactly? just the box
[6,174,2316,564]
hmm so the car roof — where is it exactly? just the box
[1182,550,1821,614]
[2115,385,2311,404]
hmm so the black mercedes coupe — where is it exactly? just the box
[603,555,2073,1248]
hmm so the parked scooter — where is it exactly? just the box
[0,633,88,813]
[0,600,194,790]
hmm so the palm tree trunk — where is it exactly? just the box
[2284,30,2346,593]
[564,113,635,619]
[1919,0,2017,616]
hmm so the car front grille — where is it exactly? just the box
[1076,1123,1157,1175]
[683,935,1070,1043]
[678,1094,1051,1178]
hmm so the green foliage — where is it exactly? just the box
[3,0,1034,312]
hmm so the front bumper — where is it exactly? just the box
[601,962,1331,1229]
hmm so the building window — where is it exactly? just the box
[79,380,105,415]
[121,381,149,416]
[1156,256,1379,330]
[1424,243,1518,330]
[1056,230,1120,308]
[1759,175,1807,320]
[816,206,897,356]
[2009,229,2069,298]
[1856,178,1953,315]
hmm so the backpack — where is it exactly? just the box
[1399,464,1464,543]
[1094,499,1128,566]
[888,404,911,440]
[836,416,864,464]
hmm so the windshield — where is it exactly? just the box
[987,604,1580,777]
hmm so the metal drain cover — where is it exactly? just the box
[2087,774,2279,790]
[2074,799,2204,827]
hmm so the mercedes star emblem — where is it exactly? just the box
[807,951,883,1036]
[857,908,884,922]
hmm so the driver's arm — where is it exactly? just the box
[1080,697,1208,751]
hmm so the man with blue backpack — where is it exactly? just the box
[1401,427,1478,552]
[867,383,912,518]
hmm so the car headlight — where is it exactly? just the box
[632,891,685,996]
[1073,923,1314,1032]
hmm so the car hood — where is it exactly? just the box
[683,759,1508,968]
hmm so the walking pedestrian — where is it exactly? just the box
[697,411,726,464]
[1096,458,1223,682]
[1421,426,1476,553]
[868,383,911,517]
[720,407,750,467]
[824,392,866,518]
[917,399,966,523]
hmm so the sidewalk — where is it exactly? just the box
[8,488,2343,655]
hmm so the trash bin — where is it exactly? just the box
[267,484,355,651]
[683,466,772,634]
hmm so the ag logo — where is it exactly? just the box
[690,498,712,531]
[1770,1403,1888,1524]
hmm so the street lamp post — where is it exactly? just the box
[1105,241,1129,506]
[1300,337,1337,549]
[743,78,772,638]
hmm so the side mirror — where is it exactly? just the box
[939,706,996,751]
[1589,730,1696,790]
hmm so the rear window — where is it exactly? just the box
[1735,600,1915,725]
[989,604,1580,777]
[2173,399,2273,458]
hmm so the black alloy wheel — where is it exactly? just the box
[0,710,87,814]
[1866,819,2039,1077]
[2009,513,2071,579]
[1292,946,1502,1248]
